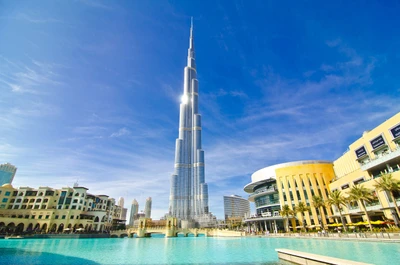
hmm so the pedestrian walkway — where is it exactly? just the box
[263,232,400,243]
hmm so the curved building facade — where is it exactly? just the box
[244,160,335,232]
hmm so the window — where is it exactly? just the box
[2,198,8,203]
[23,199,28,203]
[31,215,35,219]
[73,199,78,203]
[353,178,365,185]
[62,215,66,219]
[71,205,76,210]
[13,191,18,196]
[55,215,59,219]
[38,215,42,219]
[13,205,19,209]
[71,215,74,219]
[45,215,50,219]
[5,191,10,196]
[21,205,27,209]
[16,199,21,203]
[7,205,12,209]
[36,199,42,203]
[29,199,34,203]
[25,215,29,219]
[27,205,33,209]
[41,205,46,209]
[34,205,39,209]
[341,184,349,190]
[10,199,15,203]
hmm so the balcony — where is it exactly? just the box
[248,186,277,200]
[361,147,400,171]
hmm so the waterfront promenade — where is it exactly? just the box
[259,231,400,243]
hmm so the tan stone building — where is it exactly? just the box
[330,112,400,224]
[0,184,125,234]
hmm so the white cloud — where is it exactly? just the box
[110,127,131,138]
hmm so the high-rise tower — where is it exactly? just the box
[169,20,209,221]
[0,163,17,186]
[129,199,139,225]
[145,197,152,218]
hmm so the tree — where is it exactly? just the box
[374,173,400,223]
[279,205,294,232]
[326,190,348,232]
[294,202,310,231]
[347,184,374,232]
[312,195,327,228]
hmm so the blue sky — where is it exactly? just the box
[1,0,400,219]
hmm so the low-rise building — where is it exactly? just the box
[244,160,335,233]
[330,112,400,224]
[0,184,125,234]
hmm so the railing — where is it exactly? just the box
[361,147,400,171]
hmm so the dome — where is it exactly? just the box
[1,183,13,188]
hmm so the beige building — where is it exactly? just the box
[330,112,400,224]
[244,160,335,232]
[0,184,125,234]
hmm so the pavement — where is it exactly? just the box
[259,232,400,243]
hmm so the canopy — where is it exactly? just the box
[327,223,343,227]
[370,220,385,225]
[354,221,368,226]
[76,228,85,231]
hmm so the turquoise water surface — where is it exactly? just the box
[0,236,399,264]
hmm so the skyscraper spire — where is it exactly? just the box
[188,17,195,69]
[169,19,209,223]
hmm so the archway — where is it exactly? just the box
[0,222,5,233]
[27,223,33,232]
[16,223,24,233]
[34,223,40,231]
[6,222,15,234]
[50,224,57,232]
[94,216,99,222]
[67,223,72,229]
[42,223,48,232]
[57,223,64,233]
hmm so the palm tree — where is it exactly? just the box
[279,205,294,232]
[295,202,310,231]
[326,190,348,232]
[347,184,374,232]
[374,173,400,223]
[312,195,327,228]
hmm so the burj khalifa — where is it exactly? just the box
[169,20,209,221]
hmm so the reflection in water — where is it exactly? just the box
[0,247,100,265]
[0,237,398,264]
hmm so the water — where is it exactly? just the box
[0,236,399,265]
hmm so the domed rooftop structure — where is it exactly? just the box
[1,183,13,189]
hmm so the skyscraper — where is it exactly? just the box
[129,199,139,225]
[223,195,250,221]
[145,197,152,218]
[0,163,17,186]
[169,20,209,221]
